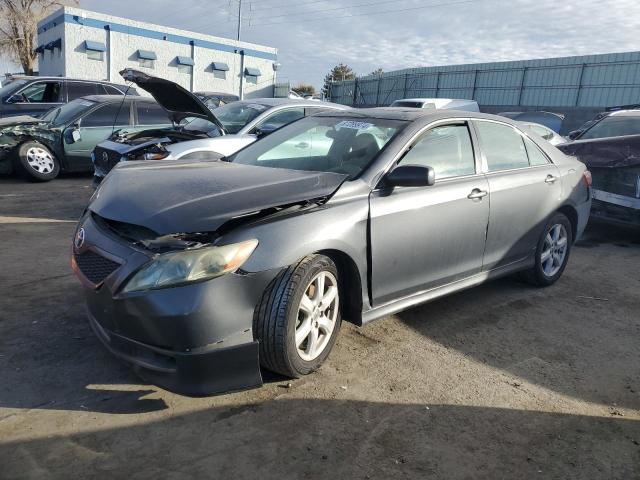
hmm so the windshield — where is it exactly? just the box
[580,115,640,140]
[40,98,97,126]
[0,79,27,99]
[212,101,269,134]
[181,117,224,137]
[228,116,406,179]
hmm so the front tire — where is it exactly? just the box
[14,141,60,182]
[523,212,572,286]
[254,254,341,378]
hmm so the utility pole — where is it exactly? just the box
[237,0,242,41]
[237,0,244,100]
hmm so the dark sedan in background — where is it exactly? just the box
[0,95,171,181]
[73,108,591,396]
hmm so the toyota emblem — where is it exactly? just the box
[74,227,85,249]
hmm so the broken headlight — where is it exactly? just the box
[122,239,258,293]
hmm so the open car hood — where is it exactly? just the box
[90,160,347,235]
[119,68,226,132]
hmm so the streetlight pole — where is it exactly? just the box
[237,0,242,41]
[237,0,244,100]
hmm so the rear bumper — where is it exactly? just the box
[88,309,263,396]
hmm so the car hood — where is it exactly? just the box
[557,134,640,168]
[119,68,226,132]
[0,115,43,128]
[90,160,347,235]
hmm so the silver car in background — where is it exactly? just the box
[518,121,567,146]
[73,108,591,396]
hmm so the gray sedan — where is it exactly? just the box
[72,108,592,396]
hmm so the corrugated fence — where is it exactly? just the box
[328,51,640,110]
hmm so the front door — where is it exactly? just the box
[472,120,562,269]
[369,122,490,305]
[64,101,133,170]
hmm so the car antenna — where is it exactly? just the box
[111,81,133,136]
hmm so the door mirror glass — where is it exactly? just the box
[385,165,435,188]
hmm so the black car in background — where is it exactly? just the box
[557,110,640,228]
[0,95,171,181]
[194,91,239,109]
[0,76,137,119]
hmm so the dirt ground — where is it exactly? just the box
[0,175,639,479]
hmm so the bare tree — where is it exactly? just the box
[0,0,77,75]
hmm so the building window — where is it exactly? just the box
[87,50,104,61]
[211,62,229,80]
[246,75,258,85]
[176,56,194,74]
[177,64,192,74]
[213,70,226,80]
[244,67,261,85]
[139,58,154,69]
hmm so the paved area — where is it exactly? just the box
[0,175,639,479]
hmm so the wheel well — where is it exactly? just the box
[316,249,363,326]
[558,205,578,242]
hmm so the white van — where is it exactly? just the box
[390,98,480,112]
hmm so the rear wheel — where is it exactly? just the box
[254,254,341,377]
[14,141,60,182]
[523,212,572,286]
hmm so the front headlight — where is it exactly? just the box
[122,239,258,293]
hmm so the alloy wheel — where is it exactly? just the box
[26,147,55,174]
[541,223,568,277]
[295,271,339,361]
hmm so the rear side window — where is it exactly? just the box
[523,136,549,166]
[475,121,529,172]
[580,115,640,140]
[67,82,101,100]
[101,84,124,95]
[399,124,475,180]
[18,81,62,102]
[136,102,172,125]
[81,102,131,127]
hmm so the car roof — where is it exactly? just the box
[238,97,349,109]
[195,91,239,98]
[314,107,508,123]
[7,75,125,85]
[607,109,640,117]
[394,98,476,103]
[78,94,155,103]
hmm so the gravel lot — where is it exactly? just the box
[1,175,639,479]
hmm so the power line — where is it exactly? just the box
[248,0,419,21]
[248,0,480,27]
[247,0,349,12]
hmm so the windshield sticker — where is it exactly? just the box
[336,121,373,130]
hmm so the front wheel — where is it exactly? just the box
[254,254,341,377]
[523,212,573,286]
[14,141,60,182]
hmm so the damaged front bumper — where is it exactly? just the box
[73,212,281,396]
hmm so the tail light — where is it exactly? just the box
[582,170,592,187]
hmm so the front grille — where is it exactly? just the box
[93,146,123,176]
[74,250,121,284]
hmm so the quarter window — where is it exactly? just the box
[523,136,549,166]
[399,124,476,180]
[475,121,529,172]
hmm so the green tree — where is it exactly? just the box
[322,63,356,98]
[292,83,315,96]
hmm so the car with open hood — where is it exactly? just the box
[0,95,172,181]
[72,108,591,396]
[557,109,640,228]
[91,69,349,182]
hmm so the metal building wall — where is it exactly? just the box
[328,51,640,132]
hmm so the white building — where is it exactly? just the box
[36,6,278,98]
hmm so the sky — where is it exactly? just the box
[70,0,640,89]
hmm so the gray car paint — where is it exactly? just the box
[74,108,591,395]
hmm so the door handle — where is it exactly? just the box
[545,175,558,184]
[467,189,488,200]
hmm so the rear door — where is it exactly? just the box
[472,120,562,270]
[64,101,133,170]
[369,121,490,305]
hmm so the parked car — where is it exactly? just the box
[557,110,640,228]
[194,91,239,109]
[72,108,591,396]
[390,98,479,112]
[92,69,348,181]
[0,76,137,119]
[0,95,172,181]
[518,121,567,146]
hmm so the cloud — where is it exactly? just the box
[81,0,640,88]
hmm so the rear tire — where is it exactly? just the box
[254,254,341,378]
[522,212,572,287]
[14,141,60,182]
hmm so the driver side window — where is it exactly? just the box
[18,81,62,103]
[399,124,476,180]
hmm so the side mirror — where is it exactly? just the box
[567,130,581,140]
[64,124,81,144]
[385,165,435,188]
[255,123,278,137]
[5,93,23,104]
[72,129,82,142]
